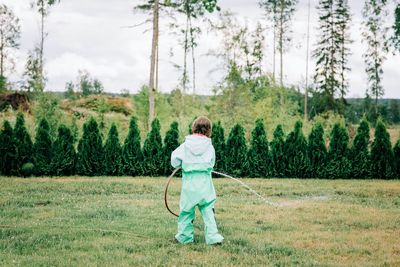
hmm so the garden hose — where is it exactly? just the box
[164,168,280,218]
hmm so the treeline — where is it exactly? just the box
[0,113,399,179]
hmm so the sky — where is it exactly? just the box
[2,0,400,98]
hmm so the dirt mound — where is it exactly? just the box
[0,92,30,112]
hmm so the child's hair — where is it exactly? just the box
[192,116,212,137]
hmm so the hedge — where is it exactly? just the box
[0,113,399,179]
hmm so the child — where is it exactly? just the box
[171,116,224,245]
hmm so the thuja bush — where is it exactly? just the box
[307,122,327,178]
[0,121,16,176]
[349,120,371,178]
[143,118,163,176]
[104,124,123,176]
[370,119,395,179]
[122,117,143,176]
[163,121,180,175]
[211,121,226,171]
[270,125,286,178]
[33,118,53,176]
[51,125,76,176]
[13,113,33,176]
[325,123,351,179]
[284,121,308,178]
[393,140,400,179]
[225,124,248,177]
[247,119,270,178]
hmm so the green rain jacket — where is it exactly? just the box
[171,135,216,212]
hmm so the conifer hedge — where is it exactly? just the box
[0,115,398,179]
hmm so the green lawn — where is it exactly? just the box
[0,177,399,266]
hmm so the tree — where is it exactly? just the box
[31,0,60,90]
[389,99,400,124]
[393,139,400,178]
[0,120,16,176]
[391,4,400,53]
[163,121,180,175]
[122,117,143,176]
[13,113,33,176]
[349,119,370,178]
[247,119,270,178]
[307,122,327,178]
[284,121,308,178]
[92,78,104,94]
[143,118,163,176]
[270,124,286,177]
[211,121,226,171]
[325,123,350,178]
[0,4,21,83]
[32,118,52,176]
[104,124,122,176]
[51,124,76,176]
[313,0,352,114]
[64,81,76,99]
[76,117,104,176]
[370,119,394,179]
[225,124,247,177]
[362,0,389,116]
[23,48,42,92]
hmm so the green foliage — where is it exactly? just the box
[51,124,76,176]
[325,123,351,179]
[104,124,122,176]
[370,119,394,179]
[122,117,143,176]
[393,139,400,178]
[391,4,400,53]
[349,120,370,178]
[270,125,286,177]
[284,121,308,178]
[0,75,7,92]
[211,121,226,171]
[307,122,327,178]
[163,121,180,175]
[23,48,43,92]
[225,124,248,177]
[0,120,16,175]
[21,162,34,177]
[143,118,163,176]
[247,119,270,177]
[33,93,63,139]
[32,118,52,176]
[389,100,400,124]
[76,117,104,176]
[13,113,33,176]
[77,70,103,96]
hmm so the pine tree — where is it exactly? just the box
[32,118,52,176]
[325,123,351,178]
[247,119,270,178]
[390,4,400,54]
[76,117,104,176]
[143,118,163,176]
[225,124,248,177]
[349,119,370,178]
[393,139,400,178]
[370,119,394,179]
[211,121,226,171]
[313,0,352,113]
[13,112,33,176]
[104,124,122,176]
[0,120,16,175]
[122,117,143,176]
[284,121,308,178]
[307,122,327,178]
[362,0,389,116]
[51,124,76,176]
[163,121,180,175]
[270,124,286,177]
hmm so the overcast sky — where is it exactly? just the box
[3,0,400,98]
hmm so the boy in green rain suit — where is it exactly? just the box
[171,116,224,245]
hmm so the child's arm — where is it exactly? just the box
[211,146,216,168]
[171,144,184,168]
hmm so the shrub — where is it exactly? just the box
[122,117,143,176]
[76,117,104,176]
[21,162,34,177]
[307,122,327,178]
[0,121,16,176]
[370,119,395,179]
[247,119,270,178]
[284,121,308,178]
[211,121,226,171]
[13,113,33,176]
[143,118,163,176]
[51,125,76,176]
[325,123,351,179]
[33,118,53,176]
[270,125,286,177]
[393,140,400,179]
[104,124,123,176]
[163,121,180,175]
[225,124,248,177]
[349,120,370,178]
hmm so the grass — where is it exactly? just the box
[0,177,399,266]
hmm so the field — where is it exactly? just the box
[0,177,399,267]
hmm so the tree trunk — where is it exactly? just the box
[272,21,276,84]
[39,1,45,91]
[148,0,159,129]
[182,10,189,94]
[189,16,196,97]
[304,0,311,121]
[279,4,284,107]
